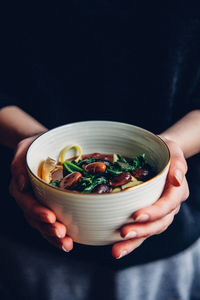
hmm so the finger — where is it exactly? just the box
[42,234,73,252]
[133,177,189,223]
[25,217,67,238]
[27,217,73,252]
[166,140,187,186]
[112,237,146,259]
[10,179,56,223]
[121,205,179,239]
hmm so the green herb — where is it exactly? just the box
[132,153,145,169]
[75,176,94,192]
[49,180,61,187]
[106,167,122,175]
[63,162,74,175]
[113,161,134,172]
[82,176,107,193]
[63,161,84,172]
[77,158,96,166]
[117,154,127,163]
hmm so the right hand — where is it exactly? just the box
[9,134,73,252]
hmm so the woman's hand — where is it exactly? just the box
[112,137,189,259]
[9,135,73,252]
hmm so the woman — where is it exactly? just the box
[0,2,200,299]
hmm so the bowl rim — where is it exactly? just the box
[26,120,171,196]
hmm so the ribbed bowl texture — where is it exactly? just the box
[26,121,170,245]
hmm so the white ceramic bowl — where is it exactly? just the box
[26,121,170,245]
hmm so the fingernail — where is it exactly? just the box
[46,215,54,223]
[124,231,137,239]
[17,174,25,192]
[56,230,62,238]
[62,246,70,252]
[134,214,149,222]
[117,250,128,259]
[174,169,183,186]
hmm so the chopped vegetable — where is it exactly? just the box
[49,179,61,187]
[82,176,107,193]
[132,153,145,169]
[63,161,84,173]
[40,146,154,193]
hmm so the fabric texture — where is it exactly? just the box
[1,232,200,300]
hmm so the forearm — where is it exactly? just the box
[160,110,200,158]
[0,106,47,149]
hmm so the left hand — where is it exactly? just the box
[112,137,189,259]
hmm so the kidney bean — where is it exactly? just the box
[109,172,132,187]
[60,172,82,189]
[96,159,111,166]
[92,184,111,194]
[132,168,149,181]
[82,153,113,162]
[85,162,106,173]
[51,167,63,182]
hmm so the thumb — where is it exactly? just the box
[166,140,187,187]
[11,136,39,191]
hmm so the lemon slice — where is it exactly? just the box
[58,144,82,164]
[42,157,56,183]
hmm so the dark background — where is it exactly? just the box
[1,3,200,298]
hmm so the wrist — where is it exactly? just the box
[15,129,48,150]
[0,106,48,149]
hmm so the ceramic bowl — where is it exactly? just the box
[26,121,170,245]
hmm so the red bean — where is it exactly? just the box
[51,167,63,182]
[60,172,82,189]
[132,168,149,181]
[85,162,106,173]
[109,172,132,187]
[82,153,113,162]
[92,184,111,194]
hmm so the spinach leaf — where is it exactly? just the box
[106,167,122,175]
[82,176,107,193]
[49,180,61,187]
[75,176,94,192]
[117,154,127,163]
[113,161,134,172]
[132,153,145,169]
[76,158,96,167]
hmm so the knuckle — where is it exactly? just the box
[156,215,174,235]
[183,161,188,174]
[173,155,187,174]
[174,205,181,215]
[184,187,190,201]
[161,223,169,233]
[156,223,168,235]
[156,200,174,217]
[17,139,26,149]
[141,231,151,238]
[10,159,18,174]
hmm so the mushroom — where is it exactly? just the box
[41,157,56,183]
